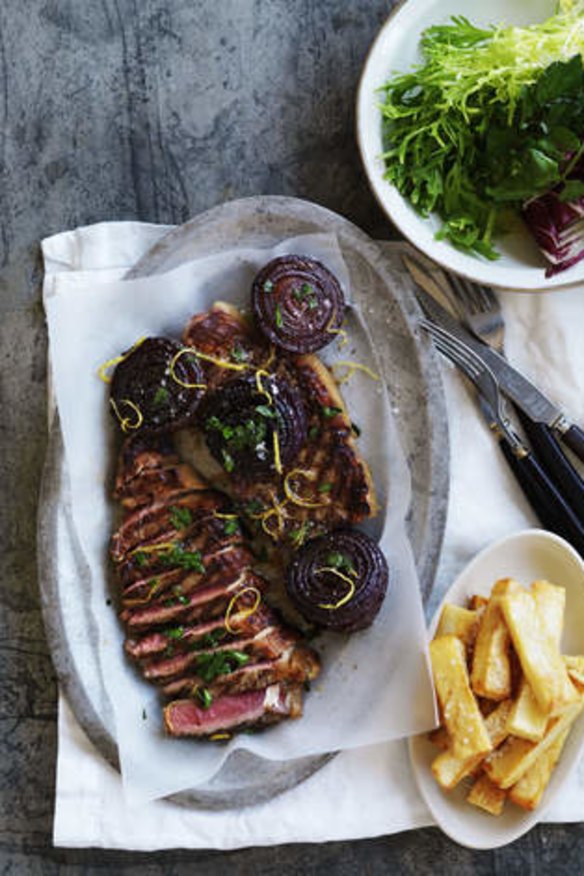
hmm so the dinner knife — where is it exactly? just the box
[425,328,584,555]
[475,392,584,556]
[415,287,584,466]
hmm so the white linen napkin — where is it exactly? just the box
[44,222,584,849]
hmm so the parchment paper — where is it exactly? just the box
[44,232,436,803]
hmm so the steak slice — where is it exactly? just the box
[159,642,321,698]
[114,433,178,491]
[121,569,267,629]
[163,683,304,737]
[116,517,243,587]
[124,603,277,659]
[141,627,303,682]
[111,488,230,562]
[111,421,321,741]
[121,544,254,607]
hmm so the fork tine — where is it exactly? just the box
[420,319,506,423]
[449,273,485,312]
[420,320,483,376]
[430,335,480,379]
[443,271,505,352]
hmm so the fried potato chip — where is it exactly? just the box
[431,699,512,791]
[470,578,521,700]
[467,773,507,816]
[508,727,570,811]
[436,604,480,651]
[500,589,579,716]
[484,699,583,789]
[429,636,492,763]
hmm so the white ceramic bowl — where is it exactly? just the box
[409,529,584,849]
[356,0,584,290]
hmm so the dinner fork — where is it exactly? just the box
[446,274,505,352]
[444,273,584,517]
[421,318,584,554]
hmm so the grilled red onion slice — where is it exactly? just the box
[251,255,346,353]
[287,529,389,632]
[201,372,307,477]
[110,337,205,434]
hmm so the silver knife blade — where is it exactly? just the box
[413,284,567,429]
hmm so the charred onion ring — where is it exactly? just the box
[201,372,307,478]
[110,337,205,433]
[286,528,389,632]
[251,255,346,353]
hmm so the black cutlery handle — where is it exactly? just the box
[517,412,584,521]
[498,439,584,555]
[562,424,584,465]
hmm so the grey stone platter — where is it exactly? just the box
[38,195,449,811]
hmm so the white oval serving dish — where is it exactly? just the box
[409,529,584,849]
[356,0,584,290]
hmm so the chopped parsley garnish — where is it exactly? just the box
[165,626,185,640]
[153,386,169,405]
[197,687,213,709]
[245,499,264,515]
[173,585,189,605]
[195,649,250,683]
[207,413,271,472]
[222,449,235,472]
[308,425,319,440]
[292,282,318,308]
[134,551,148,567]
[318,482,333,493]
[255,404,275,418]
[233,419,268,450]
[290,521,310,547]
[322,405,342,419]
[193,628,227,651]
[275,303,283,328]
[231,344,249,363]
[169,505,193,530]
[224,518,239,536]
[160,545,205,573]
[325,551,355,576]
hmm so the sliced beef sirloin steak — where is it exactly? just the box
[111,433,320,739]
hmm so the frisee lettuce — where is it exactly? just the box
[380,3,584,258]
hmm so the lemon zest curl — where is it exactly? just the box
[315,566,357,610]
[224,584,262,634]
[110,398,144,432]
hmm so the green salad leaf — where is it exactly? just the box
[380,3,584,257]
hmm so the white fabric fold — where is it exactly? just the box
[44,222,584,849]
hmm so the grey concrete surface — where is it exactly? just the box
[2,0,584,870]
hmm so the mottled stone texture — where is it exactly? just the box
[1,0,583,870]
